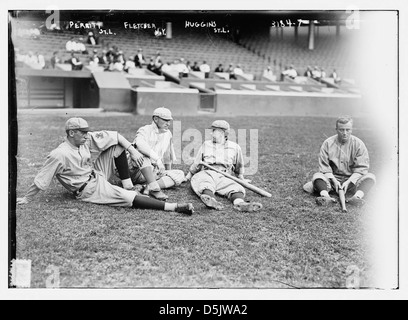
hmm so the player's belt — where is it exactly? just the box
[73,170,96,197]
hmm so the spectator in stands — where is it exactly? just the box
[312,66,322,80]
[70,52,83,71]
[154,51,162,65]
[98,49,109,65]
[112,57,124,72]
[50,51,60,69]
[87,31,98,45]
[199,61,211,78]
[185,61,192,73]
[124,56,136,73]
[179,58,189,78]
[304,66,313,77]
[191,61,200,72]
[263,66,274,78]
[234,64,244,77]
[76,38,88,54]
[26,51,38,65]
[155,60,164,75]
[48,22,61,32]
[36,52,46,69]
[330,69,341,84]
[66,37,77,52]
[147,58,156,73]
[282,65,298,80]
[134,48,146,68]
[215,64,224,73]
[89,49,99,67]
[228,63,236,80]
[14,48,25,67]
[161,61,172,74]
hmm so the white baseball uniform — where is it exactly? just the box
[189,140,246,198]
[126,121,184,185]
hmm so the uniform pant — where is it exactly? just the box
[77,145,137,207]
[311,172,376,196]
[190,170,245,199]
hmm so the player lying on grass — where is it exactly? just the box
[114,107,186,201]
[303,115,376,207]
[16,117,194,215]
[185,120,263,212]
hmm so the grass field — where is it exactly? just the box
[14,112,391,289]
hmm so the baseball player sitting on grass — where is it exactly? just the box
[16,117,194,215]
[185,120,263,212]
[120,107,186,201]
[303,115,376,207]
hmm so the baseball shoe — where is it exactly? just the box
[143,185,168,201]
[303,181,314,193]
[346,196,365,207]
[125,184,144,195]
[200,194,224,210]
[175,203,194,215]
[315,196,337,206]
[234,201,263,212]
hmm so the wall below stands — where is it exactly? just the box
[133,87,200,116]
[215,91,362,117]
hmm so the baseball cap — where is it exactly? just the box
[210,120,230,132]
[65,117,90,132]
[152,107,173,120]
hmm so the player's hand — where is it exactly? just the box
[238,175,251,184]
[130,149,144,168]
[185,172,192,182]
[331,178,342,193]
[17,197,29,205]
[341,179,352,194]
[156,159,165,175]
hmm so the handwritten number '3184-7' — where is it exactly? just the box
[271,20,303,27]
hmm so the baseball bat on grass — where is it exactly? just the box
[338,187,347,212]
[199,162,272,198]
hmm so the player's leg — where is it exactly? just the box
[138,158,168,200]
[132,195,194,215]
[190,171,223,210]
[311,172,337,206]
[94,145,134,190]
[214,174,262,212]
[157,170,186,189]
[346,173,376,206]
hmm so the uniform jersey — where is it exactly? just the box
[189,140,245,176]
[319,134,370,182]
[133,121,176,164]
[33,131,119,193]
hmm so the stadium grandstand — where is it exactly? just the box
[10,10,363,116]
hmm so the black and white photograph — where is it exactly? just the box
[4,0,407,301]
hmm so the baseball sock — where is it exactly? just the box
[132,195,165,210]
[356,178,375,197]
[313,178,328,194]
[114,151,132,189]
[202,189,215,197]
[158,176,175,189]
[140,167,160,191]
[231,192,245,205]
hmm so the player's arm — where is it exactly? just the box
[117,134,144,168]
[17,152,63,205]
[133,128,164,171]
[318,141,341,192]
[16,184,41,204]
[185,145,204,181]
[342,140,369,192]
[234,145,251,182]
